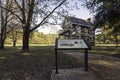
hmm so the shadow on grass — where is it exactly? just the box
[90,58,120,80]
[89,46,120,54]
[0,46,81,80]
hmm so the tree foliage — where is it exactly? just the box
[85,0,120,46]
[86,0,120,29]
[6,31,57,45]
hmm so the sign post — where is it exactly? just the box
[55,49,58,74]
[55,39,90,74]
[85,49,88,71]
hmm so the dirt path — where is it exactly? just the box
[65,52,120,80]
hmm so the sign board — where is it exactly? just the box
[55,39,90,73]
[56,39,90,49]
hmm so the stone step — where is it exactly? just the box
[50,68,99,80]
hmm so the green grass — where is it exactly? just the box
[89,46,120,54]
[5,44,54,46]
[95,43,120,46]
[0,46,81,80]
[66,45,120,58]
[1,45,119,79]
[88,46,120,58]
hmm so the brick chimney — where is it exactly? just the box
[87,18,91,22]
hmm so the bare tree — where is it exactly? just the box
[8,0,66,52]
[0,0,80,53]
[9,20,22,47]
[0,0,13,49]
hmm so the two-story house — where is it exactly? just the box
[59,16,94,45]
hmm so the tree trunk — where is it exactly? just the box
[13,39,17,47]
[103,35,106,44]
[0,29,6,49]
[22,29,30,52]
[0,40,5,49]
[12,31,17,47]
[115,32,118,47]
[99,35,101,44]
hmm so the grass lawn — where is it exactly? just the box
[95,43,120,46]
[0,46,81,80]
[88,46,120,58]
[89,46,120,54]
[66,45,120,58]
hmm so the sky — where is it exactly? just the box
[38,1,93,34]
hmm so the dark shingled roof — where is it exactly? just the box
[59,30,70,36]
[70,17,92,27]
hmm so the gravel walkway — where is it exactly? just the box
[65,52,120,80]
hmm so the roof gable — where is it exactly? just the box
[70,17,92,27]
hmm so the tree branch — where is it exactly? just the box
[26,0,35,27]
[29,0,66,32]
[0,5,23,23]
[14,0,23,11]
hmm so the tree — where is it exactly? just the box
[0,0,67,52]
[10,27,22,47]
[0,0,81,52]
[85,0,120,47]
[0,0,13,49]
